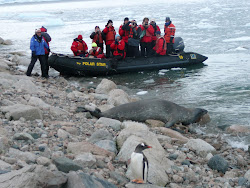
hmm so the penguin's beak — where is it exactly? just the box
[147,146,152,148]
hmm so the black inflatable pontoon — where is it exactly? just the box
[48,52,208,76]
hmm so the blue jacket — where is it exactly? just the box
[30,35,49,55]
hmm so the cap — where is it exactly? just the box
[77,35,83,40]
[150,18,156,22]
[95,26,100,29]
[165,17,170,22]
[92,42,97,47]
[124,17,129,21]
[41,26,47,32]
[156,31,161,35]
[115,34,120,39]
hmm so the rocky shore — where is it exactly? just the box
[0,38,250,188]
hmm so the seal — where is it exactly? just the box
[87,99,208,128]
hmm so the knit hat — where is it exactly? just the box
[41,26,47,32]
[165,17,170,22]
[115,34,120,39]
[77,35,83,40]
[107,20,113,24]
[150,18,156,22]
[124,17,129,21]
[92,42,97,47]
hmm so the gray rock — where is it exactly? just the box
[66,171,118,188]
[168,154,178,160]
[36,156,51,166]
[181,160,191,166]
[73,153,96,168]
[117,135,173,186]
[244,169,250,181]
[238,177,248,186]
[185,139,216,157]
[0,104,43,121]
[95,117,122,131]
[13,79,38,94]
[3,39,12,45]
[110,171,129,185]
[28,96,50,109]
[50,106,70,117]
[208,155,229,173]
[57,128,70,140]
[0,37,4,44]
[107,89,130,106]
[0,59,9,72]
[95,78,117,94]
[13,133,34,141]
[125,183,165,188]
[88,129,113,144]
[0,165,67,188]
[8,148,37,163]
[95,140,118,154]
[0,159,12,171]
[53,157,82,173]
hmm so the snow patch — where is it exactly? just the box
[223,36,250,42]
[136,91,148,95]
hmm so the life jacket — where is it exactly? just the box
[90,47,101,57]
[77,41,84,51]
[93,32,103,44]
[110,39,126,58]
[128,27,138,38]
[119,25,130,43]
[106,27,115,41]
[154,37,167,55]
[164,22,176,43]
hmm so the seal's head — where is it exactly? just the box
[193,108,209,124]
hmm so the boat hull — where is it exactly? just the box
[48,52,207,76]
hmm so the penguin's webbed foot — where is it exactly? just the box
[132,179,144,184]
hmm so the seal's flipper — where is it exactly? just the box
[165,120,175,128]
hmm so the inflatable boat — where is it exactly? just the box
[48,37,208,76]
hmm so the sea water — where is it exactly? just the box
[0,0,249,150]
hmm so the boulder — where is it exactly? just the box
[95,117,122,131]
[117,135,173,186]
[95,78,117,94]
[208,155,228,173]
[0,159,12,171]
[117,121,149,149]
[95,140,118,154]
[73,153,96,168]
[0,37,4,44]
[50,106,70,117]
[244,169,250,181]
[57,129,70,140]
[0,59,9,72]
[154,127,189,144]
[28,96,51,109]
[88,129,113,144]
[185,139,216,157]
[226,125,250,134]
[0,165,67,188]
[3,39,12,45]
[110,171,129,185]
[13,79,38,94]
[67,141,115,158]
[107,89,130,106]
[66,171,117,188]
[13,133,34,141]
[8,148,37,164]
[0,104,43,121]
[53,157,82,173]
[36,156,51,166]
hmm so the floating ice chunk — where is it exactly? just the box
[43,18,64,27]
[143,79,154,83]
[223,36,250,42]
[159,69,169,73]
[226,139,248,151]
[89,81,94,84]
[158,72,165,75]
[171,67,185,71]
[136,91,148,95]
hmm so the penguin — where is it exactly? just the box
[130,142,152,184]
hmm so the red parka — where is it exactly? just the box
[119,24,129,43]
[138,24,154,43]
[151,25,160,41]
[164,22,176,43]
[103,26,116,45]
[71,39,88,56]
[110,39,126,58]
[153,37,167,55]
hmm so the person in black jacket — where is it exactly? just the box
[90,26,104,52]
[126,20,141,57]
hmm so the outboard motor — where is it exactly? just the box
[173,37,185,53]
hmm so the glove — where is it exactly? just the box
[170,37,174,43]
[32,51,36,57]
[115,40,119,45]
[48,48,50,53]
[165,23,169,27]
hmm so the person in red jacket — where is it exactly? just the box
[150,19,160,50]
[110,34,125,60]
[153,31,166,56]
[71,35,88,57]
[40,26,51,76]
[119,17,130,53]
[138,17,154,57]
[164,17,176,54]
[102,20,116,58]
[90,26,104,53]
[89,42,105,58]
